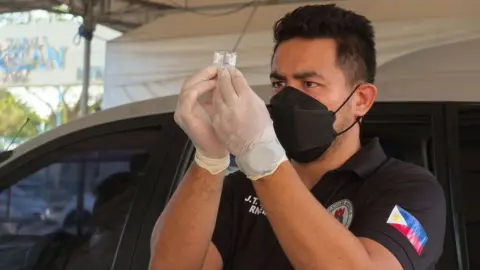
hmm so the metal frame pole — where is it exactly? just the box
[57,85,63,125]
[79,0,95,116]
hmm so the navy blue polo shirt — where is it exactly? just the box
[212,138,446,270]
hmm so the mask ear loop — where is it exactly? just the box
[336,116,362,136]
[333,84,363,136]
[333,84,362,114]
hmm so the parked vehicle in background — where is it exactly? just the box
[0,186,50,224]
[0,90,476,270]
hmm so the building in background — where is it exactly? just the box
[1,19,121,88]
[0,15,122,147]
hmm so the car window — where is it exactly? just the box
[0,128,160,270]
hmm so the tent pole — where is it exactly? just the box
[79,0,95,116]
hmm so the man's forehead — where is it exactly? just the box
[271,38,338,76]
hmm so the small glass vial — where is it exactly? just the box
[213,51,237,67]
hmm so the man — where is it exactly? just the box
[150,4,446,270]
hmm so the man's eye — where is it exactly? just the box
[271,81,285,89]
[304,81,320,88]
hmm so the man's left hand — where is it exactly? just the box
[212,67,287,180]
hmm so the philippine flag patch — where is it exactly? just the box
[386,205,428,255]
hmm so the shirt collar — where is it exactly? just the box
[337,137,387,179]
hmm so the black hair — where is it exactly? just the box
[273,4,376,84]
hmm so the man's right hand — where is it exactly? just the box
[174,66,230,174]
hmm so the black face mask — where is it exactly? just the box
[269,86,360,163]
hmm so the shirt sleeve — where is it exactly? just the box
[211,172,238,265]
[350,167,446,270]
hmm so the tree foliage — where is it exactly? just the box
[22,87,102,129]
[0,87,102,150]
[44,94,102,129]
[0,90,43,139]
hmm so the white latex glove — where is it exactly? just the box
[174,66,230,174]
[212,67,287,180]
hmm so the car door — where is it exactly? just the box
[449,103,480,270]
[126,122,193,270]
[363,102,459,270]
[0,113,177,270]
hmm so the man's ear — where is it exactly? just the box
[354,83,377,117]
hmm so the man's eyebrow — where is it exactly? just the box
[292,71,325,80]
[269,71,325,80]
[269,71,286,80]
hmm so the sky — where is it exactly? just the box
[0,7,77,28]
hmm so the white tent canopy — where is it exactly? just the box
[102,0,480,108]
[374,38,480,102]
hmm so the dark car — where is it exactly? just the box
[0,89,476,270]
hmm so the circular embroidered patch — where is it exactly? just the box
[327,199,354,229]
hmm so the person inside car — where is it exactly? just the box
[65,171,136,270]
[150,4,446,270]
